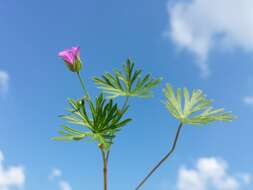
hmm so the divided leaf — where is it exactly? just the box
[93,59,162,99]
[53,94,131,150]
[163,83,235,126]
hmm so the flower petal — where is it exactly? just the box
[58,49,74,64]
[71,46,80,56]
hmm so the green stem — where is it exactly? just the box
[134,123,184,190]
[100,148,108,190]
[120,96,129,113]
[77,72,90,100]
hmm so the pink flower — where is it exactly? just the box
[58,46,80,65]
[58,46,82,72]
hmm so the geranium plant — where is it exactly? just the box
[54,46,234,190]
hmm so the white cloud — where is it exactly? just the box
[243,96,253,106]
[0,151,25,190]
[176,157,250,190]
[49,168,72,190]
[49,168,62,180]
[0,71,9,95]
[239,173,251,185]
[167,0,253,77]
[59,181,72,190]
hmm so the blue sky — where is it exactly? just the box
[0,0,253,190]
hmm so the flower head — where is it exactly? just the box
[58,46,82,72]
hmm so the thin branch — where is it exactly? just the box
[134,123,184,190]
[121,96,129,113]
[77,72,90,100]
[100,148,108,190]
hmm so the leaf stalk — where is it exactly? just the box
[134,122,183,190]
[77,72,90,100]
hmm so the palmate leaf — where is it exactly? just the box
[93,59,162,99]
[163,83,235,126]
[53,94,132,150]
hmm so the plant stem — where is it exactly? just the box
[77,72,90,100]
[121,96,129,113]
[106,151,110,163]
[103,97,129,166]
[134,123,183,190]
[100,148,108,190]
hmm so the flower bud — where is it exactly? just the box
[58,46,82,72]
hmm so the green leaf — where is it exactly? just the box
[53,95,132,150]
[93,58,162,99]
[163,83,235,126]
[53,125,93,141]
[52,136,75,141]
